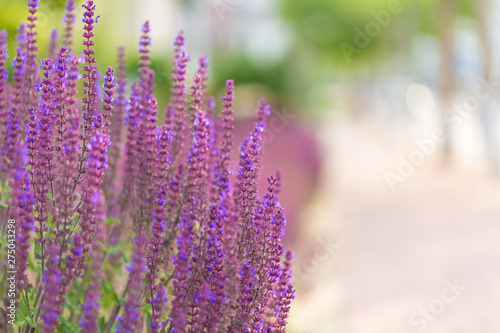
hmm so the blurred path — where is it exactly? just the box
[290,118,500,333]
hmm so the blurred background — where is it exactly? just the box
[3,0,500,331]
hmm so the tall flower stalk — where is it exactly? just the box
[75,0,99,191]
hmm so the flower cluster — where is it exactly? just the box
[0,1,294,332]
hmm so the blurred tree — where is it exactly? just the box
[279,0,475,66]
[279,0,488,156]
[474,0,500,176]
[439,0,456,163]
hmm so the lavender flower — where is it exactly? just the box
[169,206,193,332]
[138,21,152,78]
[201,205,226,330]
[23,0,40,119]
[62,0,76,52]
[273,250,295,332]
[197,55,209,104]
[55,53,81,255]
[145,126,171,330]
[120,83,142,217]
[217,80,240,328]
[80,200,106,333]
[1,5,296,331]
[80,281,101,332]
[3,43,26,166]
[39,244,62,332]
[135,70,158,229]
[79,132,110,250]
[148,286,168,332]
[235,99,270,251]
[117,231,147,333]
[30,58,56,270]
[53,46,70,173]
[75,0,99,189]
[170,104,212,331]
[228,99,271,332]
[249,174,286,330]
[10,141,35,290]
[48,29,59,60]
[145,180,168,331]
[168,31,190,161]
[104,47,127,216]
[0,29,8,172]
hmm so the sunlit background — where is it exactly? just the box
[3,0,500,331]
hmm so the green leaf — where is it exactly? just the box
[139,303,150,312]
[46,212,55,229]
[101,280,123,306]
[105,217,118,226]
[34,243,42,265]
[58,315,80,333]
[34,256,42,266]
[26,255,38,272]
[146,309,152,326]
[19,312,36,328]
[0,181,11,207]
[65,282,82,312]
[44,232,56,240]
[98,316,106,332]
[122,251,130,264]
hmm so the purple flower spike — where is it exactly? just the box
[29,58,56,269]
[78,131,110,255]
[24,0,40,124]
[10,141,35,291]
[80,205,106,333]
[75,0,99,189]
[3,42,26,167]
[120,83,142,216]
[200,205,227,330]
[63,0,76,51]
[138,21,151,76]
[104,47,126,216]
[197,55,209,103]
[236,98,269,236]
[80,272,101,332]
[148,286,168,332]
[0,29,6,49]
[39,244,62,332]
[56,52,80,243]
[117,231,147,333]
[48,29,59,60]
[53,46,69,158]
[217,79,235,201]
[145,124,171,330]
[169,209,193,333]
[135,72,158,228]
[168,30,190,162]
[145,181,167,291]
[98,66,117,133]
[0,29,8,171]
[171,84,212,330]
[273,250,295,332]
